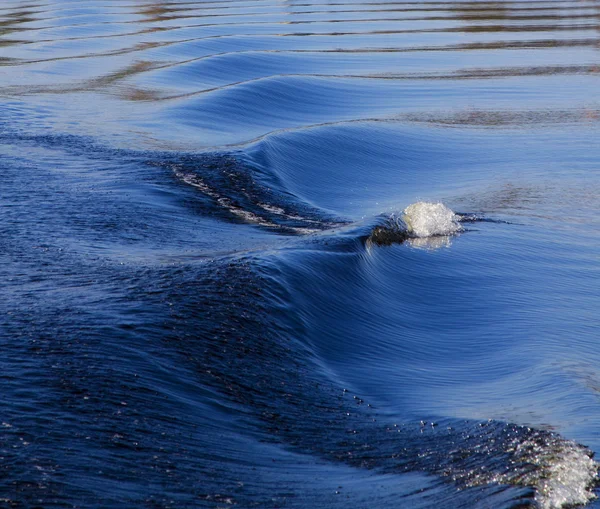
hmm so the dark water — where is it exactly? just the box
[2,1,600,507]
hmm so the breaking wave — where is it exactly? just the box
[369,202,463,246]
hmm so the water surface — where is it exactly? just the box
[2,1,600,507]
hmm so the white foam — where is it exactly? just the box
[402,202,462,238]
[462,431,598,509]
[530,438,598,509]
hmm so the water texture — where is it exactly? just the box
[1,1,600,508]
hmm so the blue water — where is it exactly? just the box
[2,1,600,507]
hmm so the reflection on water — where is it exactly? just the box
[407,235,453,250]
[1,0,600,119]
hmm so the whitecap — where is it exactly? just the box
[402,201,462,238]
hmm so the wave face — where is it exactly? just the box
[2,1,600,508]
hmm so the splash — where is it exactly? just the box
[368,202,462,246]
[453,426,599,509]
[521,435,598,509]
[403,202,462,238]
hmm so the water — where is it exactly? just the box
[1,1,600,507]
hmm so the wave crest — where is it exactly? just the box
[369,202,462,246]
[404,202,462,238]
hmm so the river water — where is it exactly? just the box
[2,1,600,507]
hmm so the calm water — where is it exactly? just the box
[2,1,600,507]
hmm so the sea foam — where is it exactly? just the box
[461,428,599,509]
[368,202,462,246]
[403,202,462,238]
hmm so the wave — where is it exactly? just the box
[170,250,598,509]
[169,152,470,247]
[161,145,598,506]
[168,148,469,248]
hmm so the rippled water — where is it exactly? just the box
[2,1,600,507]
